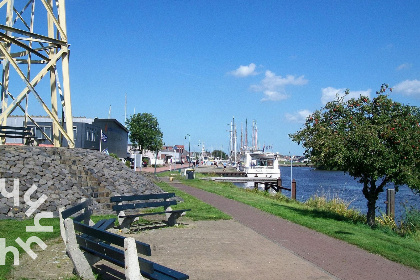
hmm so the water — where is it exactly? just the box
[236,166,420,222]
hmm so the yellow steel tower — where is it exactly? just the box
[0,0,74,147]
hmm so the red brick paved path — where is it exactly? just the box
[164,178,420,280]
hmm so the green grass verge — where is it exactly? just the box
[155,180,231,221]
[172,175,420,270]
[0,218,61,279]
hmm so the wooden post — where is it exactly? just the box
[386,189,395,219]
[254,182,258,191]
[277,178,282,194]
[291,179,296,200]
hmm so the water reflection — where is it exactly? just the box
[234,166,420,222]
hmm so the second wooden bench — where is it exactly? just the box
[111,193,191,229]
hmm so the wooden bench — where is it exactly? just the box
[0,125,34,144]
[59,199,189,280]
[111,193,191,229]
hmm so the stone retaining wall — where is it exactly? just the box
[0,145,162,219]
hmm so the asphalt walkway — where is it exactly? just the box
[162,177,420,280]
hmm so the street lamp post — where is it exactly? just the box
[185,134,191,168]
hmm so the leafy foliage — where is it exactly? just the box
[290,84,420,225]
[125,113,163,153]
[109,153,119,160]
[211,149,227,159]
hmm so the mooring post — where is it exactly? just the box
[386,188,395,219]
[291,179,296,200]
[277,178,282,194]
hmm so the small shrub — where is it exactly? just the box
[398,205,420,236]
[304,194,365,223]
[375,212,397,230]
[109,153,119,160]
[272,192,294,203]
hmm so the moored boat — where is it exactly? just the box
[243,151,281,178]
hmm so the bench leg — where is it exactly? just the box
[64,219,95,280]
[59,207,66,243]
[118,211,138,231]
[165,207,186,226]
[124,237,145,280]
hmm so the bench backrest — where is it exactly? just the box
[111,193,178,212]
[60,199,91,221]
[110,192,176,202]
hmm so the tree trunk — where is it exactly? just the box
[363,179,378,227]
[366,197,376,226]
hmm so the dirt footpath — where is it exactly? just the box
[10,219,335,280]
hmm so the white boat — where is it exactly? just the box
[243,151,281,178]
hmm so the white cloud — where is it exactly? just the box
[321,87,371,105]
[285,109,312,123]
[251,70,308,102]
[396,63,411,71]
[261,90,288,101]
[229,63,257,77]
[393,79,420,96]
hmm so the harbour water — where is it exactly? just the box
[236,166,420,222]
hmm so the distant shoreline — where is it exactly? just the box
[279,163,314,167]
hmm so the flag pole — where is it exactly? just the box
[100,129,102,152]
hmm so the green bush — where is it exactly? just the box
[399,205,420,237]
[304,194,366,223]
[109,153,119,160]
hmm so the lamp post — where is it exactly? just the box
[154,140,164,175]
[185,134,191,168]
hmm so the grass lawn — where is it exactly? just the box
[0,218,61,279]
[159,172,420,271]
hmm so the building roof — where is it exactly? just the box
[93,118,129,133]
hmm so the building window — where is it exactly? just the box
[43,126,51,140]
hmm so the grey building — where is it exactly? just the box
[4,116,128,158]
[92,118,129,158]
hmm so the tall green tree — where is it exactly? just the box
[290,84,420,226]
[212,150,227,159]
[125,113,163,153]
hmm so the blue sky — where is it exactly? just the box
[20,1,420,155]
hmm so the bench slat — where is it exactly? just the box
[93,218,116,231]
[142,262,190,280]
[76,235,154,275]
[120,209,191,219]
[110,193,176,203]
[73,212,89,223]
[61,200,91,220]
[74,221,151,256]
[112,200,177,212]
